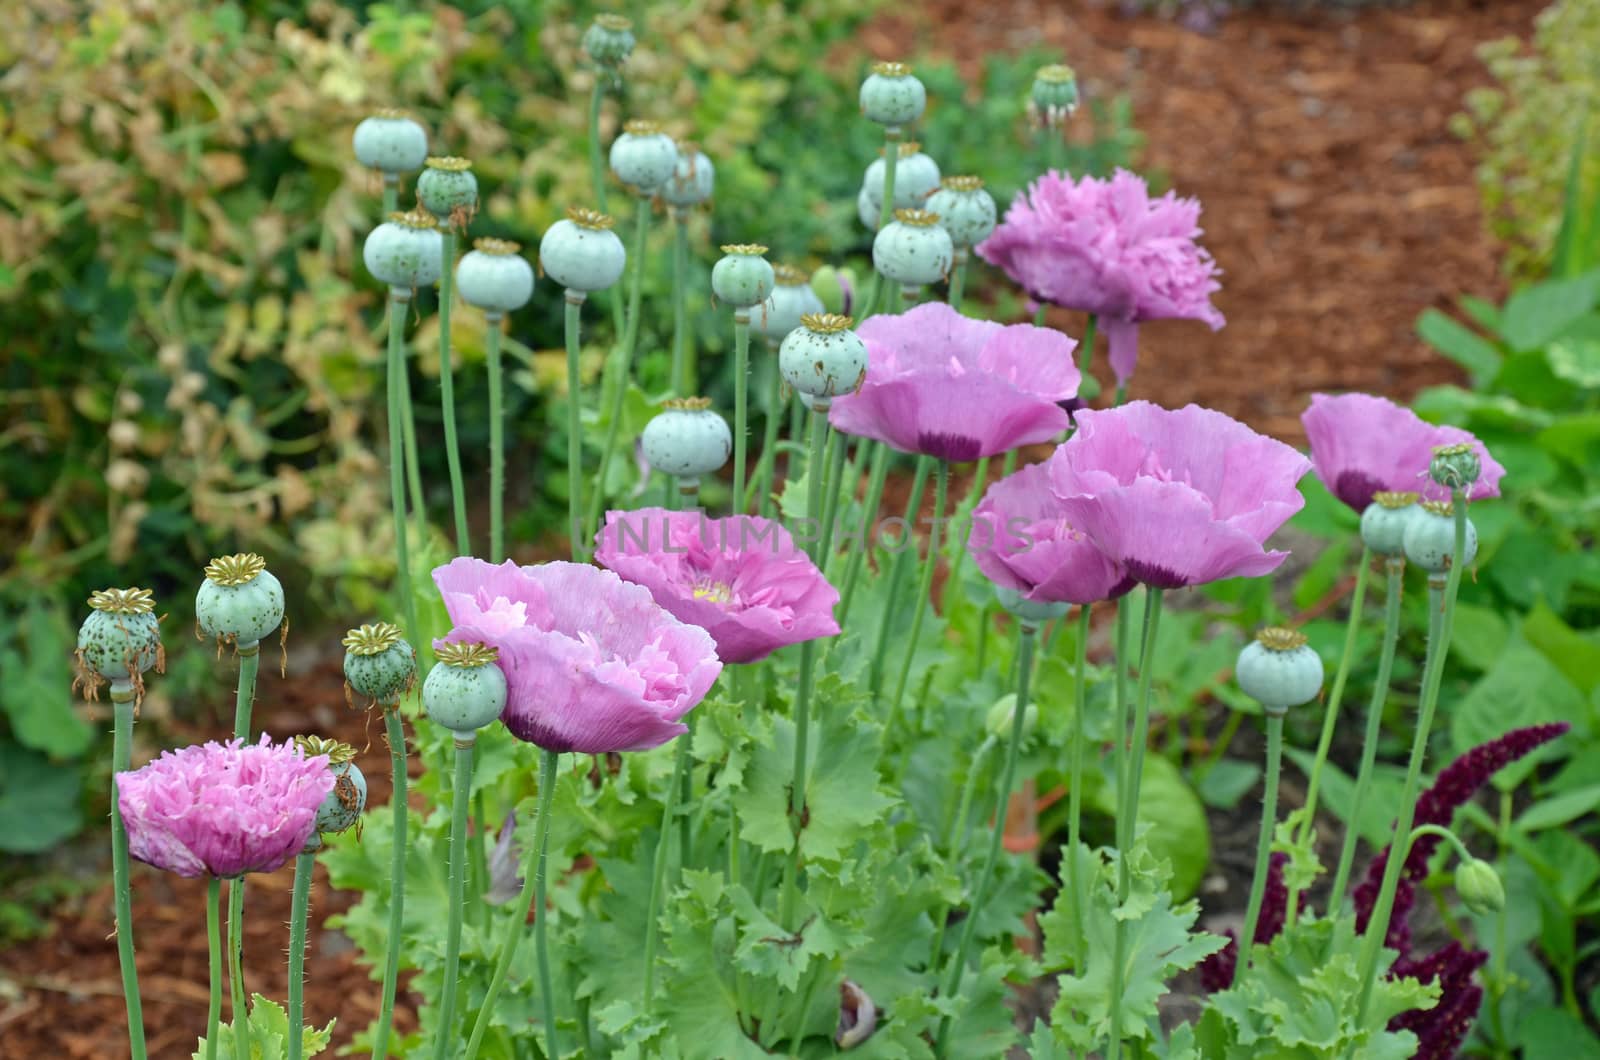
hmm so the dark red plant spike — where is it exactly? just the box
[1394,980,1483,1059]
[1199,932,1236,993]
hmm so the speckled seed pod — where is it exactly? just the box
[423,642,509,736]
[609,120,678,194]
[352,109,429,174]
[1359,491,1420,558]
[1429,442,1481,491]
[712,244,776,309]
[1403,500,1478,576]
[779,314,868,403]
[342,622,417,705]
[539,207,627,293]
[985,691,1039,741]
[641,397,732,483]
[457,238,535,316]
[859,61,926,130]
[873,209,954,290]
[757,265,826,342]
[1235,627,1324,716]
[1030,64,1080,128]
[195,554,285,648]
[927,176,998,249]
[660,143,715,210]
[77,588,162,683]
[416,157,478,223]
[296,737,367,851]
[863,142,942,212]
[992,585,1070,627]
[582,13,635,69]
[856,185,881,230]
[363,209,444,292]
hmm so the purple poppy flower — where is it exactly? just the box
[827,301,1079,462]
[1301,392,1506,511]
[1046,401,1310,589]
[116,735,334,879]
[966,461,1129,605]
[975,169,1224,385]
[432,558,722,754]
[594,509,840,664]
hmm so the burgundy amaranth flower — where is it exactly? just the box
[975,168,1224,385]
[594,509,839,664]
[1301,392,1505,511]
[1354,722,1569,949]
[1046,402,1310,589]
[433,558,722,753]
[827,301,1079,462]
[116,735,334,879]
[965,461,1128,605]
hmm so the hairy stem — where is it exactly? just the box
[386,292,421,650]
[887,460,948,737]
[438,229,470,554]
[733,309,751,513]
[371,706,409,1060]
[869,455,931,694]
[1239,713,1285,973]
[434,739,476,1057]
[835,442,891,624]
[642,735,688,1016]
[287,851,314,1060]
[228,878,251,1060]
[486,318,506,561]
[672,213,690,396]
[586,200,651,543]
[109,687,147,1059]
[205,875,221,1060]
[564,295,586,561]
[1067,604,1091,968]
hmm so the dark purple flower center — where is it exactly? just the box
[504,713,577,753]
[915,431,982,463]
[1125,558,1189,590]
[1334,469,1385,513]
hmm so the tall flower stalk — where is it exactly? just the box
[486,305,504,561]
[111,682,148,1058]
[833,441,891,622]
[204,875,222,1060]
[435,226,470,553]
[286,850,314,1060]
[586,196,654,540]
[886,459,948,736]
[1066,604,1091,967]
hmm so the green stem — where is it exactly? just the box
[1108,588,1164,1060]
[227,878,251,1060]
[835,442,890,624]
[642,736,689,1016]
[564,294,586,561]
[586,200,651,543]
[233,644,259,739]
[1067,605,1091,969]
[755,344,784,517]
[531,749,561,1060]
[386,292,421,651]
[672,213,690,396]
[1078,312,1097,384]
[816,427,849,563]
[1238,713,1285,974]
[471,790,489,928]
[887,461,948,737]
[398,348,427,540]
[463,749,560,1060]
[947,251,967,312]
[1329,557,1404,909]
[1490,791,1512,1053]
[486,319,506,562]
[927,735,996,970]
[587,80,625,342]
[434,738,476,1057]
[869,455,930,694]
[205,875,221,1060]
[382,174,398,217]
[1352,490,1467,1036]
[934,624,1036,1057]
[803,409,829,563]
[733,310,751,513]
[941,454,990,610]
[287,851,314,1060]
[438,229,470,555]
[875,130,901,233]
[371,706,409,1060]
[109,687,147,1059]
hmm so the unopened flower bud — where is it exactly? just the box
[641,397,732,486]
[712,244,776,309]
[609,120,677,194]
[780,314,868,404]
[196,553,285,649]
[1236,627,1323,716]
[424,642,509,736]
[859,61,926,130]
[342,622,417,705]
[873,209,954,291]
[1429,442,1481,491]
[1359,491,1419,558]
[1403,501,1478,575]
[457,238,535,316]
[416,157,478,224]
[540,207,627,294]
[1031,64,1079,128]
[1455,857,1505,915]
[809,266,854,317]
[986,691,1039,741]
[352,108,428,174]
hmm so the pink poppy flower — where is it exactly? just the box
[1301,392,1505,511]
[116,735,333,879]
[975,169,1224,385]
[594,509,840,664]
[432,558,722,753]
[966,461,1130,605]
[1047,402,1310,589]
[827,301,1079,461]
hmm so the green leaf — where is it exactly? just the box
[1537,410,1600,468]
[1518,1007,1600,1058]
[1522,601,1600,694]
[741,708,893,863]
[1451,632,1588,790]
[192,994,335,1058]
[1416,307,1503,385]
[1516,784,1600,832]
[0,742,83,853]
[1449,603,1511,673]
[1195,760,1261,811]
[2,601,93,758]
[1499,270,1600,352]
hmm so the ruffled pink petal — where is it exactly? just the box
[977,321,1080,401]
[967,462,1127,605]
[1103,318,1140,386]
[830,373,1069,460]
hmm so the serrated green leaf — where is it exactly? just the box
[192,994,335,1058]
[740,713,894,863]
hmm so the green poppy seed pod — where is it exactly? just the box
[196,553,285,649]
[641,397,732,485]
[540,207,627,293]
[863,142,942,212]
[582,13,635,69]
[859,61,926,131]
[1429,442,1481,491]
[77,588,163,683]
[1235,627,1324,716]
[712,244,776,309]
[609,120,678,194]
[856,185,880,230]
[416,157,478,223]
[757,265,826,342]
[660,143,714,210]
[1455,857,1505,915]
[873,209,955,291]
[993,585,1070,628]
[342,622,417,705]
[985,691,1039,742]
[457,238,534,317]
[1403,501,1478,575]
[1030,64,1080,128]
[780,313,868,404]
[296,737,367,851]
[927,176,998,249]
[809,266,854,317]
[1359,491,1420,558]
[423,642,508,736]
[363,209,444,293]
[352,108,428,174]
